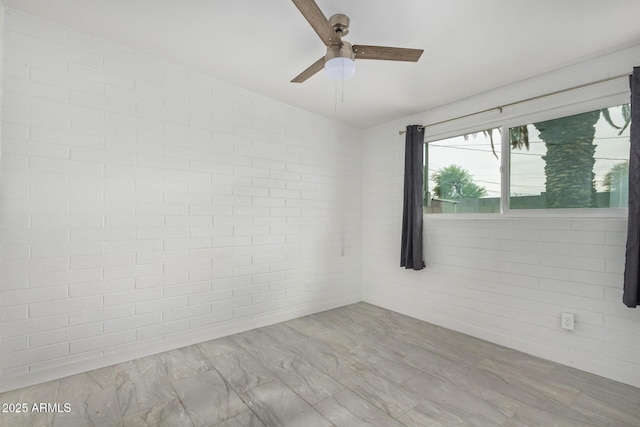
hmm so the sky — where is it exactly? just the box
[426,104,630,200]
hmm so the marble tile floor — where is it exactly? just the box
[2,302,640,426]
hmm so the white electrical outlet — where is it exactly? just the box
[304,281,311,292]
[561,312,575,331]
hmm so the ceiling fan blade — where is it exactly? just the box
[291,56,325,83]
[291,0,340,46]
[353,45,424,62]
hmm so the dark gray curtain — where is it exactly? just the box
[401,125,426,270]
[623,67,640,308]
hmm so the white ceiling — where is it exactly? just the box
[4,0,640,128]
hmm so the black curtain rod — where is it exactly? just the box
[399,72,631,135]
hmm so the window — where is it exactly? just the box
[424,103,630,214]
[425,128,501,214]
[509,104,630,209]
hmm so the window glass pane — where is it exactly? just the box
[509,104,630,209]
[425,129,501,214]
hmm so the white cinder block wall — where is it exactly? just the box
[0,1,4,162]
[362,45,640,389]
[0,10,362,392]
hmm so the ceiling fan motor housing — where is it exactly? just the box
[326,41,354,62]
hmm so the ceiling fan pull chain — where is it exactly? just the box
[341,63,344,103]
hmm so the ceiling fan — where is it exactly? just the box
[290,0,424,83]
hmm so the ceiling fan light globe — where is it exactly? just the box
[324,57,355,80]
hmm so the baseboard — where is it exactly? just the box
[0,294,361,393]
[363,294,640,389]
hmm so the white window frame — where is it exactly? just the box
[424,81,630,219]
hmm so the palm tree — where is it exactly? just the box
[536,110,601,207]
[510,105,630,208]
[464,129,500,159]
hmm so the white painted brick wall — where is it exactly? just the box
[362,45,640,388]
[0,10,362,392]
[7,5,638,395]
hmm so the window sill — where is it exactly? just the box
[424,208,628,220]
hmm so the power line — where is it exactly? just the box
[429,134,630,148]
[427,144,627,161]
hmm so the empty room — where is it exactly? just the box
[1,0,640,426]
